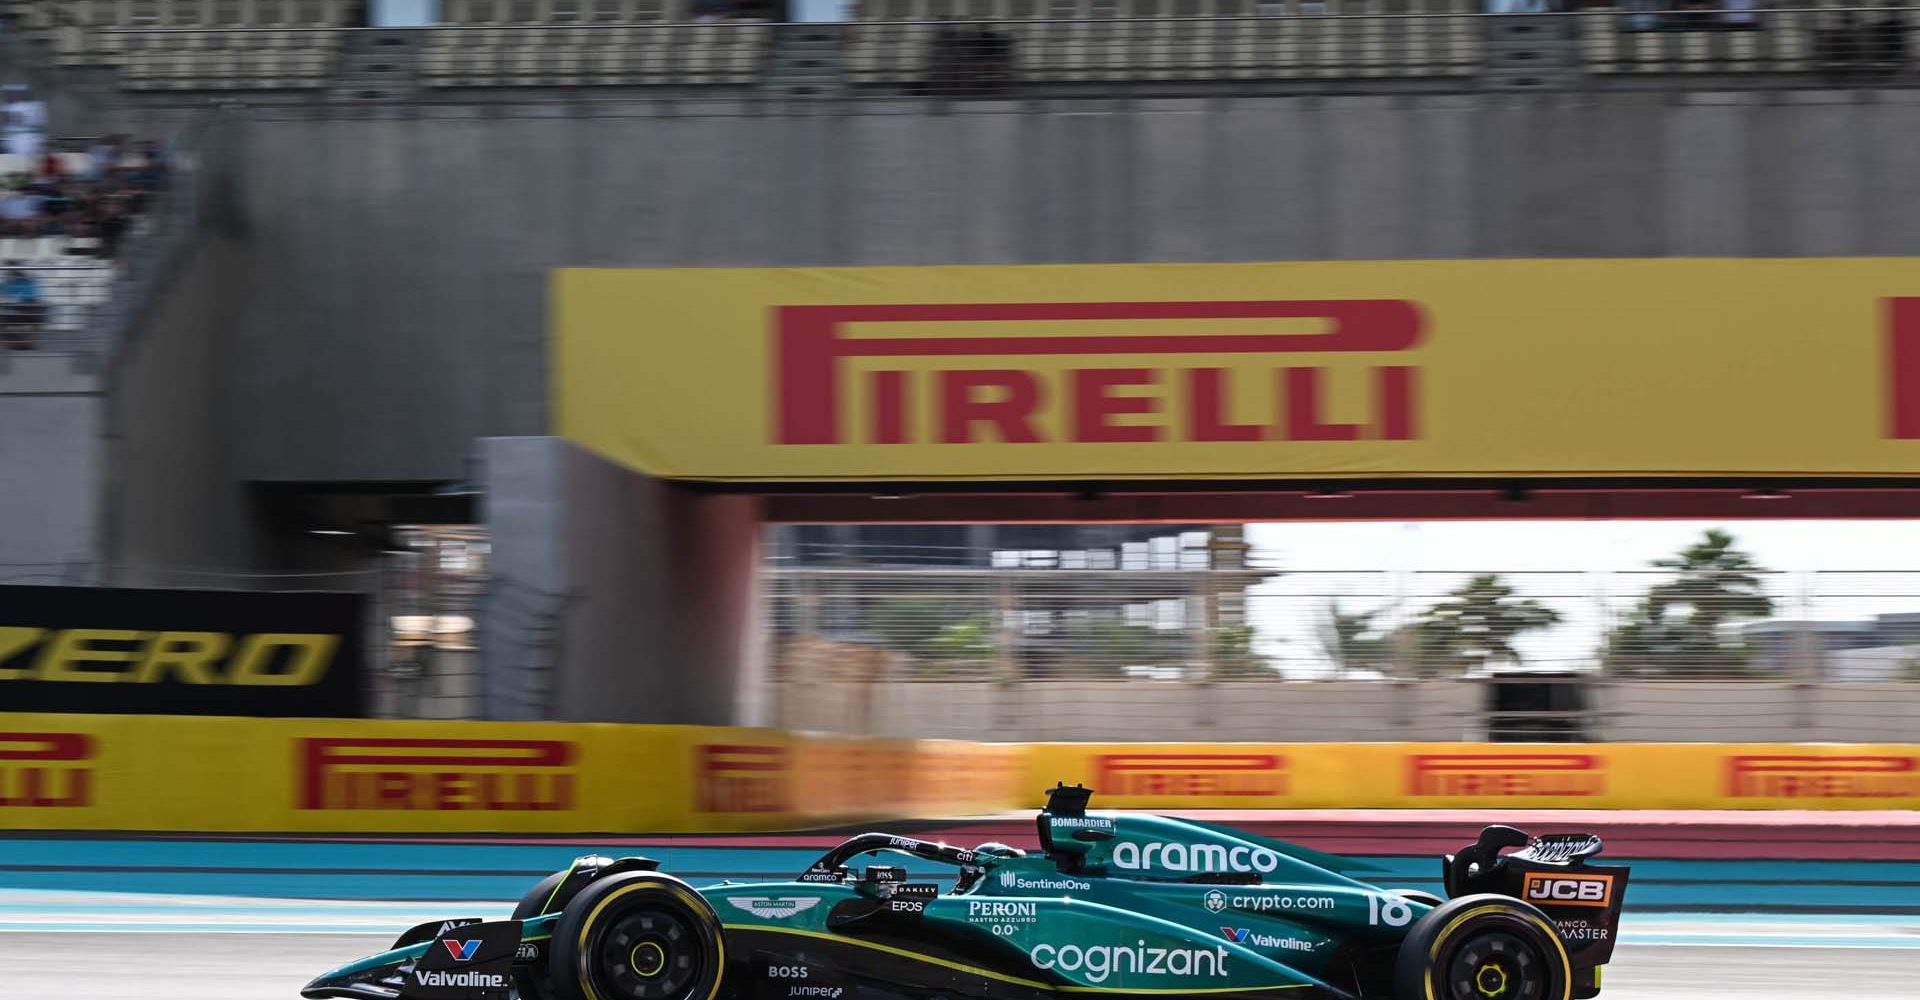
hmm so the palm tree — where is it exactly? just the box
[1604,529,1776,677]
[1315,601,1392,676]
[1402,574,1562,677]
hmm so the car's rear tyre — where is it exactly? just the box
[1394,894,1571,1000]
[511,871,569,1000]
[551,872,725,1000]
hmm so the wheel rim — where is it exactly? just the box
[1444,929,1545,1000]
[587,904,703,1000]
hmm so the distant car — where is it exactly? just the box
[304,784,1629,1000]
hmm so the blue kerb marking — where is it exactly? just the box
[1,838,1917,911]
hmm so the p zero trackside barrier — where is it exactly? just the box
[1,714,1916,833]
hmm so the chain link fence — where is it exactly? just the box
[765,534,1920,742]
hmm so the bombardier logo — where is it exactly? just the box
[775,300,1425,448]
[1522,873,1615,909]
[1112,841,1281,874]
[415,970,508,989]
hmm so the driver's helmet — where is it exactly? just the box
[971,841,1027,859]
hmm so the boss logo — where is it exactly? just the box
[767,966,810,979]
[1522,872,1613,908]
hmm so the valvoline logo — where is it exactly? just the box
[442,939,482,961]
[1221,927,1251,943]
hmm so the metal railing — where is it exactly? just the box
[764,540,1920,742]
[54,8,1920,93]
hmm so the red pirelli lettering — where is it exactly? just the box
[775,299,1426,446]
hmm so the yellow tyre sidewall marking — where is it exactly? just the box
[1423,905,1572,1000]
[577,882,726,1000]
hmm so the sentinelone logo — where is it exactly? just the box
[1726,755,1920,798]
[774,300,1425,446]
[696,743,789,813]
[1405,754,1605,797]
[299,738,575,811]
[1095,753,1287,797]
[0,732,92,808]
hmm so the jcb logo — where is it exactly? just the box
[1522,873,1614,908]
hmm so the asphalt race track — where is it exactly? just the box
[3,933,1918,1000]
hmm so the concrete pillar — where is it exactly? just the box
[480,437,766,725]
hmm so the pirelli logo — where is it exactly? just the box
[0,732,92,808]
[695,744,790,813]
[1406,754,1605,797]
[1095,753,1287,797]
[1725,755,1920,799]
[1522,872,1616,909]
[298,738,576,811]
[774,300,1426,447]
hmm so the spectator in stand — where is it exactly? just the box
[0,263,45,349]
[3,83,45,160]
[0,182,41,236]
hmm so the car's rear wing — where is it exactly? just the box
[1446,825,1630,979]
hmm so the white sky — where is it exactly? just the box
[1241,520,1920,674]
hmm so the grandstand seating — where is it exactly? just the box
[0,0,1895,90]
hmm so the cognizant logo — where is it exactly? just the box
[1030,942,1230,983]
[1111,841,1281,874]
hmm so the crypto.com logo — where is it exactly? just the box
[773,300,1426,447]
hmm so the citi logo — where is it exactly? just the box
[441,939,481,961]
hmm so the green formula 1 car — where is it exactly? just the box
[303,784,1629,1000]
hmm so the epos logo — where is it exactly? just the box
[1405,754,1605,797]
[696,744,789,813]
[1521,872,1615,909]
[1725,755,1920,799]
[1095,753,1287,797]
[298,738,575,811]
[0,731,92,808]
[774,300,1425,447]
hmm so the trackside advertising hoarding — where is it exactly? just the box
[0,715,1026,833]
[556,259,1920,482]
[0,585,367,717]
[1,716,1915,833]
[1023,743,1920,810]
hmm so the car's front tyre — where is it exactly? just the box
[550,872,726,1000]
[511,870,570,1000]
[1393,894,1572,1000]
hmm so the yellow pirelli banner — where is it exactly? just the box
[0,714,1024,833]
[558,260,1920,483]
[1024,743,1920,811]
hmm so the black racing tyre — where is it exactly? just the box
[511,871,570,1000]
[1394,894,1572,1000]
[550,872,726,1000]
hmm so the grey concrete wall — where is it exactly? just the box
[225,91,1920,484]
[0,365,101,576]
[775,678,1920,742]
[481,436,766,723]
[112,237,256,578]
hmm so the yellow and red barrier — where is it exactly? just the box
[3,713,1917,833]
[1023,743,1920,811]
[0,714,1022,833]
